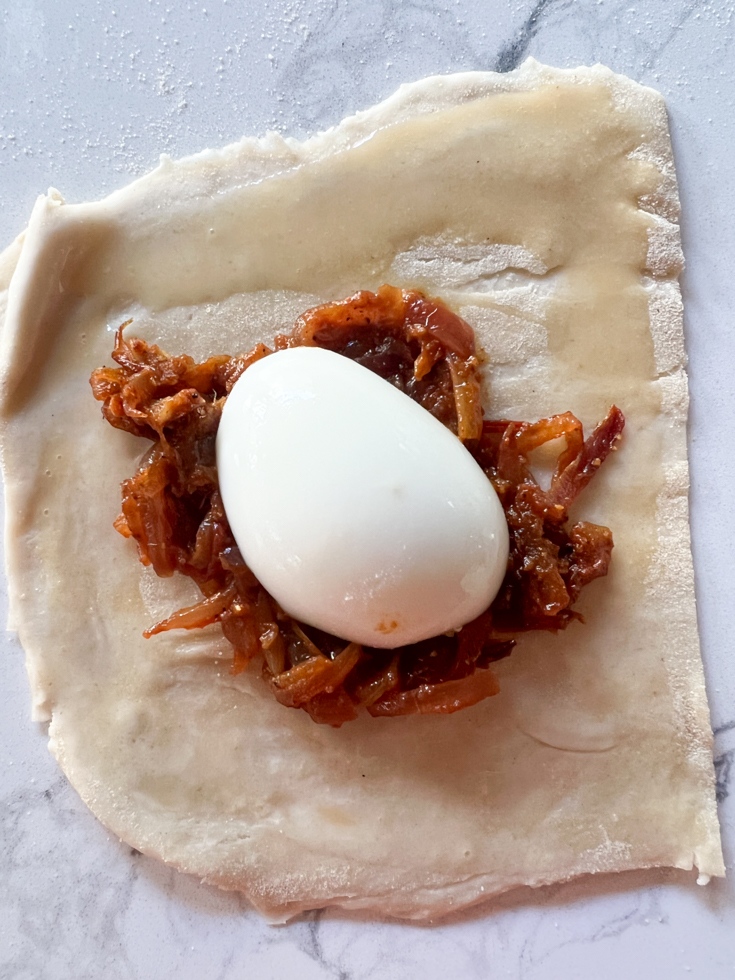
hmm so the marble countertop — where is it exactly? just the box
[1,1,734,977]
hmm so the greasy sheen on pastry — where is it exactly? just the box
[0,60,724,921]
[89,285,624,727]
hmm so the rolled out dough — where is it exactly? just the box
[0,59,723,921]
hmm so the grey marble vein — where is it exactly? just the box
[494,0,565,72]
[714,719,735,737]
[715,750,733,804]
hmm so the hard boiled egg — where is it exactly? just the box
[216,347,509,649]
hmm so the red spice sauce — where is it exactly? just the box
[90,285,624,726]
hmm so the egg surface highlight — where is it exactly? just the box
[216,347,509,649]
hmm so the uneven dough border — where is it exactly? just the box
[0,60,723,922]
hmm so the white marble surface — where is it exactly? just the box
[2,1,735,977]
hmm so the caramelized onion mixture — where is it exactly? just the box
[90,285,624,726]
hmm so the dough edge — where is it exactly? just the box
[0,58,724,922]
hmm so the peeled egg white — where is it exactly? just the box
[216,347,509,649]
